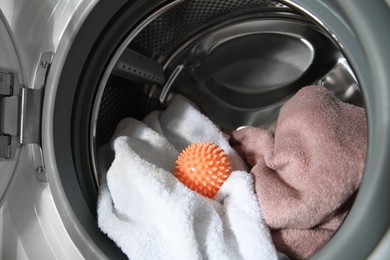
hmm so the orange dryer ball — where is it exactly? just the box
[174,143,232,198]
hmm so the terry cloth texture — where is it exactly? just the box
[230,86,367,259]
[97,95,277,260]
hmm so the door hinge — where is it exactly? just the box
[1,52,53,162]
[0,70,21,159]
[20,52,53,145]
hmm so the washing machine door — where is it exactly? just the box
[0,1,103,258]
[0,7,22,208]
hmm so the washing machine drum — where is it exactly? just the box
[46,0,390,259]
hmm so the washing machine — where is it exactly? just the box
[0,0,389,259]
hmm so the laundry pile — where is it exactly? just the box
[97,86,367,260]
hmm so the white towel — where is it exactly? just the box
[97,95,277,260]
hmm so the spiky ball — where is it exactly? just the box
[174,143,231,198]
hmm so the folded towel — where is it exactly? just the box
[229,86,367,259]
[97,95,277,260]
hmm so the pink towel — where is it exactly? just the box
[229,86,367,259]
